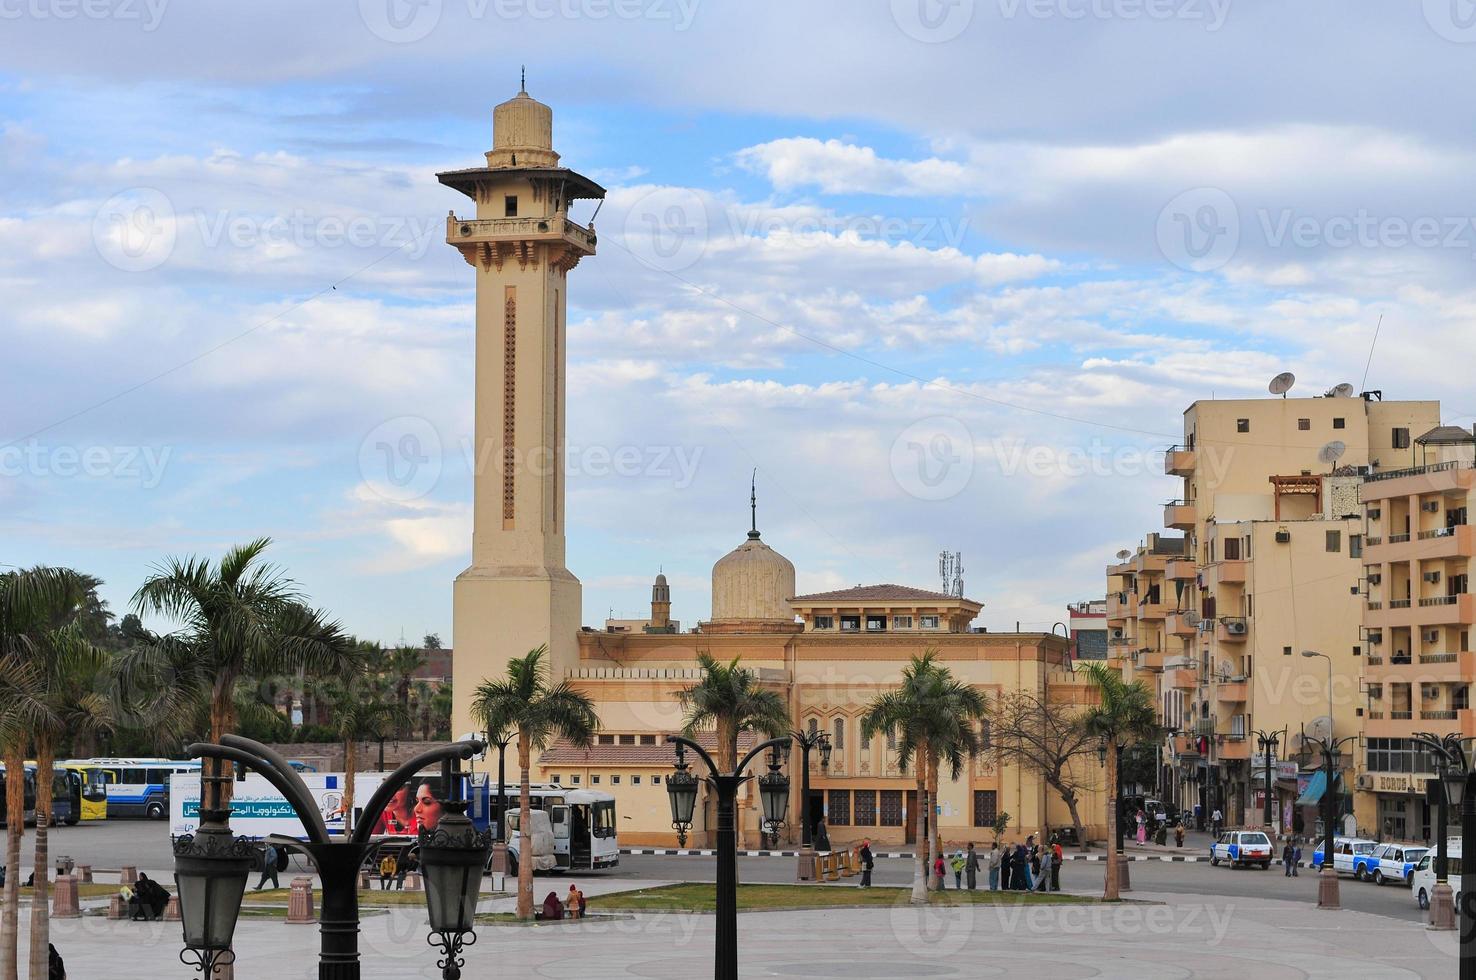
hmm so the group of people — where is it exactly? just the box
[927,836,1064,892]
[377,850,416,890]
[537,884,587,920]
[121,872,171,921]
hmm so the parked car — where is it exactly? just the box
[1310,836,1378,875]
[1210,830,1273,869]
[1361,843,1428,886]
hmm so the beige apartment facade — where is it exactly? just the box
[1357,426,1476,840]
[1113,390,1443,831]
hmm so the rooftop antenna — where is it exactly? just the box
[748,469,760,540]
[1327,382,1356,398]
[1269,372,1296,398]
[1115,549,1132,562]
[939,551,964,597]
[1318,440,1347,473]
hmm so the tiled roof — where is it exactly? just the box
[789,583,980,605]
[538,731,760,766]
[1416,425,1476,445]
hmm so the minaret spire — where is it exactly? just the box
[748,469,760,540]
[520,65,526,93]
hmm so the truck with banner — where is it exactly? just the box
[170,771,389,839]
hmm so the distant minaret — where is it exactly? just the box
[440,84,606,736]
[650,570,671,630]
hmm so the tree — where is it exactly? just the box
[320,672,402,838]
[860,651,986,903]
[1079,662,1159,901]
[124,538,358,785]
[422,633,442,650]
[383,644,426,739]
[470,647,599,921]
[986,690,1099,851]
[675,653,788,772]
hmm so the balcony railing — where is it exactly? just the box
[1367,711,1385,720]
[1421,595,1461,607]
[1367,601,1383,610]
[1366,655,1384,665]
[1421,652,1460,664]
[1389,533,1412,544]
[1365,537,1383,546]
[1391,710,1414,720]
[1422,710,1458,720]
[1419,526,1465,540]
[1366,460,1467,482]
[1389,599,1412,609]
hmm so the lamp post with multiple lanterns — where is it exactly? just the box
[788,727,832,849]
[1253,729,1283,833]
[667,733,791,980]
[1412,732,1466,934]
[1299,729,1356,912]
[173,734,489,980]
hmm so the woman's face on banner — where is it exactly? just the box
[413,781,444,831]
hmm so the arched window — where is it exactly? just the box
[807,717,818,736]
[886,729,897,751]
[832,717,845,751]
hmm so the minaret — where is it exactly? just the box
[439,84,605,735]
[650,571,671,630]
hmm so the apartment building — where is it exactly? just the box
[1118,389,1442,830]
[1068,599,1109,661]
[1357,425,1476,840]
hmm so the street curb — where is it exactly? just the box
[618,849,1222,862]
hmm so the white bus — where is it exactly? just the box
[468,778,619,873]
[1412,840,1462,911]
[65,758,201,820]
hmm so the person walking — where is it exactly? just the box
[1034,844,1053,892]
[1174,822,1185,848]
[999,844,1013,891]
[255,843,280,891]
[965,843,980,891]
[1051,838,1063,892]
[1015,842,1031,891]
[1281,840,1294,876]
[1291,841,1301,877]
[1025,836,1038,891]
[1211,808,1223,837]
[933,853,947,890]
[1135,810,1147,845]
[47,942,65,980]
[988,842,1002,891]
[858,839,875,887]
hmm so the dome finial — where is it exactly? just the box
[748,469,760,540]
[520,64,526,93]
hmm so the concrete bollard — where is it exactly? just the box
[357,871,370,890]
[51,875,81,919]
[286,876,316,924]
[796,847,816,882]
[164,894,181,921]
[404,871,422,892]
[121,865,138,887]
[490,842,509,874]
[107,895,126,920]
[77,864,93,883]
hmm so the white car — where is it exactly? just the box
[1210,830,1273,869]
[1364,843,1428,886]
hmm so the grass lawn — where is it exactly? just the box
[589,883,1096,913]
[19,883,118,900]
[241,888,503,908]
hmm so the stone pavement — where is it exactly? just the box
[21,881,1456,979]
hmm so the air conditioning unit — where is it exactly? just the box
[1367,632,1384,644]
[1423,501,1441,513]
[1425,571,1442,584]
[1111,628,1125,640]
[1425,629,1441,644]
[1275,530,1292,543]
[1355,774,1374,790]
[1367,573,1382,585]
[1225,620,1247,635]
[1424,685,1441,699]
[1367,509,1382,520]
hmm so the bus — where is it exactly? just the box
[466,778,618,873]
[65,758,201,819]
[0,765,36,826]
[59,764,109,821]
[0,765,76,826]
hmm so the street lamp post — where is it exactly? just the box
[484,729,514,872]
[1254,729,1283,833]
[1412,732,1465,932]
[667,734,791,980]
[1300,729,1357,911]
[174,734,487,979]
[788,728,832,848]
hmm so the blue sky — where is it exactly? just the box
[5,1,1476,642]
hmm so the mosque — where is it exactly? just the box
[440,86,1107,847]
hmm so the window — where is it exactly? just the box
[631,775,641,785]
[886,729,897,751]
[828,789,850,825]
[865,615,886,632]
[610,775,621,785]
[840,616,861,632]
[853,790,877,826]
[652,774,661,785]
[619,734,636,745]
[550,774,561,784]
[1326,530,1341,553]
[892,615,913,629]
[808,717,818,736]
[1350,534,1362,559]
[1224,538,1241,560]
[599,734,615,745]
[972,790,998,827]
[860,724,871,750]
[878,790,904,826]
[920,615,940,629]
[833,717,845,751]
[1236,419,1250,433]
[814,616,834,630]
[504,194,518,216]
[1298,418,1310,431]
[1393,427,1411,449]
[571,775,581,785]
[1333,417,1346,429]
[640,734,656,745]
[590,774,600,784]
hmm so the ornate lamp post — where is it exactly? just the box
[419,767,492,980]
[176,734,485,979]
[1254,729,1283,833]
[1300,728,1357,911]
[172,759,255,976]
[787,728,831,849]
[667,733,791,980]
[667,742,699,848]
[483,729,515,873]
[1413,732,1466,932]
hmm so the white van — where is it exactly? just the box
[1411,840,1462,911]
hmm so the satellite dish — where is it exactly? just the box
[1184,610,1201,627]
[1115,549,1132,561]
[1330,383,1356,398]
[1269,372,1296,397]
[1303,716,1333,743]
[1319,440,1347,468]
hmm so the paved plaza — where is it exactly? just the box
[20,878,1458,979]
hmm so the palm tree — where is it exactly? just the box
[675,653,789,771]
[124,538,359,783]
[1079,661,1159,901]
[321,673,402,838]
[383,644,426,738]
[860,651,985,901]
[470,647,599,921]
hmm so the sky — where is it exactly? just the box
[4,0,1476,643]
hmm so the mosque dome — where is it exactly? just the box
[710,533,796,623]
[486,85,561,169]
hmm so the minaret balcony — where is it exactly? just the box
[446,213,597,255]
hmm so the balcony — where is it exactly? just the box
[1166,667,1198,690]
[1164,446,1197,477]
[1166,558,1198,582]
[1167,611,1197,637]
[1216,617,1249,643]
[1139,649,1166,671]
[1164,500,1196,530]
[1107,592,1138,619]
[1216,679,1248,703]
[1366,524,1473,561]
[445,213,597,258]
[1205,560,1247,587]
[1171,733,1200,757]
[1217,737,1251,760]
[1137,598,1169,621]
[1367,592,1476,628]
